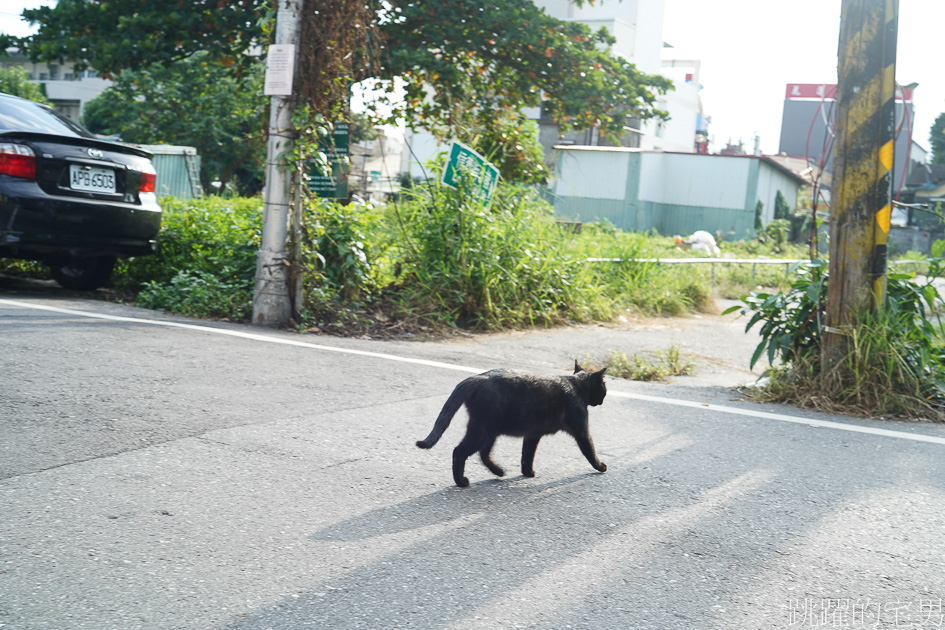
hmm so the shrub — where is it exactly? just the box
[774,190,791,220]
[298,200,380,300]
[388,180,605,328]
[112,196,261,319]
[136,270,252,321]
[726,258,945,419]
[293,199,392,331]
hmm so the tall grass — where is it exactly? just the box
[758,309,943,419]
[569,221,711,316]
[384,181,713,329]
[388,182,598,327]
[105,183,727,329]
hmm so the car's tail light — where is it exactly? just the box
[139,162,157,193]
[0,143,36,180]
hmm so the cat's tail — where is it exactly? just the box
[416,378,473,449]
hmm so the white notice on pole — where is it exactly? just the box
[264,44,296,96]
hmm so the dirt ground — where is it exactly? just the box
[384,297,765,390]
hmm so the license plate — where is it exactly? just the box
[70,165,116,193]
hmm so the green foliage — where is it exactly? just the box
[764,218,791,249]
[582,344,694,382]
[332,178,713,331]
[460,111,548,184]
[381,0,672,143]
[136,270,252,321]
[289,199,395,332]
[774,190,791,220]
[14,0,266,74]
[81,53,268,195]
[0,258,47,278]
[932,111,945,165]
[723,260,827,369]
[933,239,945,259]
[112,196,261,320]
[723,238,808,260]
[17,0,673,156]
[575,224,708,316]
[761,306,945,419]
[0,66,50,104]
[726,258,945,419]
[712,262,796,300]
[754,200,764,233]
[391,180,594,328]
[299,201,380,301]
[109,188,721,331]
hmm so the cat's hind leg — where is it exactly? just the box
[479,436,504,478]
[521,436,541,477]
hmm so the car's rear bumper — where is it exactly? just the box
[0,178,161,260]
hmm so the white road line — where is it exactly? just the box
[4,297,945,447]
[607,391,945,446]
[0,298,485,375]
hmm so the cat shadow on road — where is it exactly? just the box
[310,427,696,544]
[309,471,606,543]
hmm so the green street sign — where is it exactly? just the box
[441,140,500,206]
[308,122,350,199]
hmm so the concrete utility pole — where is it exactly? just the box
[253,0,302,327]
[824,0,898,355]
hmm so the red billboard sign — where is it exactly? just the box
[785,83,913,101]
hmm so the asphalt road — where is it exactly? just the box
[2,283,945,630]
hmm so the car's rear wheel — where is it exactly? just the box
[49,256,117,290]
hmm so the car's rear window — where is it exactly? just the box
[0,95,95,138]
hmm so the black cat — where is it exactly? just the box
[416,361,608,487]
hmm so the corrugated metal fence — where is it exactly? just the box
[134,144,203,199]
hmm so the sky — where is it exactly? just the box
[662,0,945,155]
[2,0,943,157]
[0,1,50,37]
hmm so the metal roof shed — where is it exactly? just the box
[551,147,807,239]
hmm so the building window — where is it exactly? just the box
[49,65,58,80]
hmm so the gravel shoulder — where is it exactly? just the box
[385,297,763,390]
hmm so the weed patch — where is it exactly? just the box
[727,259,945,421]
[583,344,694,382]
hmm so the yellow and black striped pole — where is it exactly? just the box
[825,0,898,346]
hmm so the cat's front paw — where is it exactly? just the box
[522,469,536,477]
[596,462,607,473]
[455,476,470,488]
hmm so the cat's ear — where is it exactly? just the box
[574,360,583,374]
[594,367,608,379]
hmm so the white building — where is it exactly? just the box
[0,49,112,121]
[349,130,405,202]
[652,49,706,153]
[533,0,705,154]
[534,0,665,73]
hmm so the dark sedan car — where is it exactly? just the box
[0,92,161,290]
